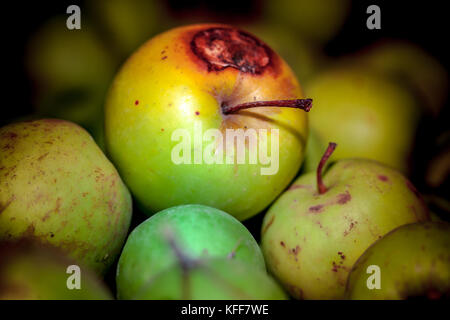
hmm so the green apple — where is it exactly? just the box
[123,228,285,301]
[261,143,430,299]
[263,0,351,45]
[346,222,450,299]
[132,257,287,300]
[87,0,169,58]
[26,16,116,146]
[116,204,265,299]
[105,24,311,221]
[0,119,132,274]
[0,241,112,300]
[347,40,448,116]
[306,67,420,173]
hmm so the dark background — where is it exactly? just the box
[1,0,448,123]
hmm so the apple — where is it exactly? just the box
[346,222,450,300]
[87,0,169,58]
[116,204,266,299]
[105,24,311,221]
[345,40,448,116]
[262,0,351,45]
[0,241,112,300]
[132,258,287,300]
[26,16,116,147]
[122,230,286,300]
[261,143,430,299]
[0,119,132,274]
[306,66,420,173]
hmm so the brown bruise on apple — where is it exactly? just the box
[190,27,276,75]
[173,25,306,164]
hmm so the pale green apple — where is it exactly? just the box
[129,258,287,300]
[263,0,351,45]
[0,119,132,274]
[105,24,310,221]
[0,241,112,300]
[26,16,116,146]
[116,204,266,299]
[346,222,450,299]
[346,40,448,116]
[87,0,169,58]
[261,147,430,299]
[306,67,420,172]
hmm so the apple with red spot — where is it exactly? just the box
[261,143,430,299]
[105,24,311,221]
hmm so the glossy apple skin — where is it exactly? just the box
[0,241,112,300]
[0,119,132,274]
[346,222,450,300]
[261,159,430,299]
[116,204,265,299]
[306,67,419,173]
[105,24,308,221]
[130,258,287,300]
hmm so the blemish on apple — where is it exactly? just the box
[190,27,273,75]
[337,191,351,204]
[262,216,275,234]
[308,204,324,213]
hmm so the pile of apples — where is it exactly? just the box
[1,23,449,300]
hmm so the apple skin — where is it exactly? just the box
[116,204,266,299]
[261,159,430,299]
[346,222,450,300]
[130,258,287,300]
[301,127,327,174]
[0,119,132,274]
[0,241,112,300]
[306,67,420,173]
[105,24,309,221]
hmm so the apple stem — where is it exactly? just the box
[163,228,197,271]
[227,237,243,259]
[222,98,312,114]
[317,142,337,194]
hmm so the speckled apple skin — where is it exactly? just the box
[261,159,430,299]
[0,119,132,274]
[104,24,308,221]
[346,222,450,300]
